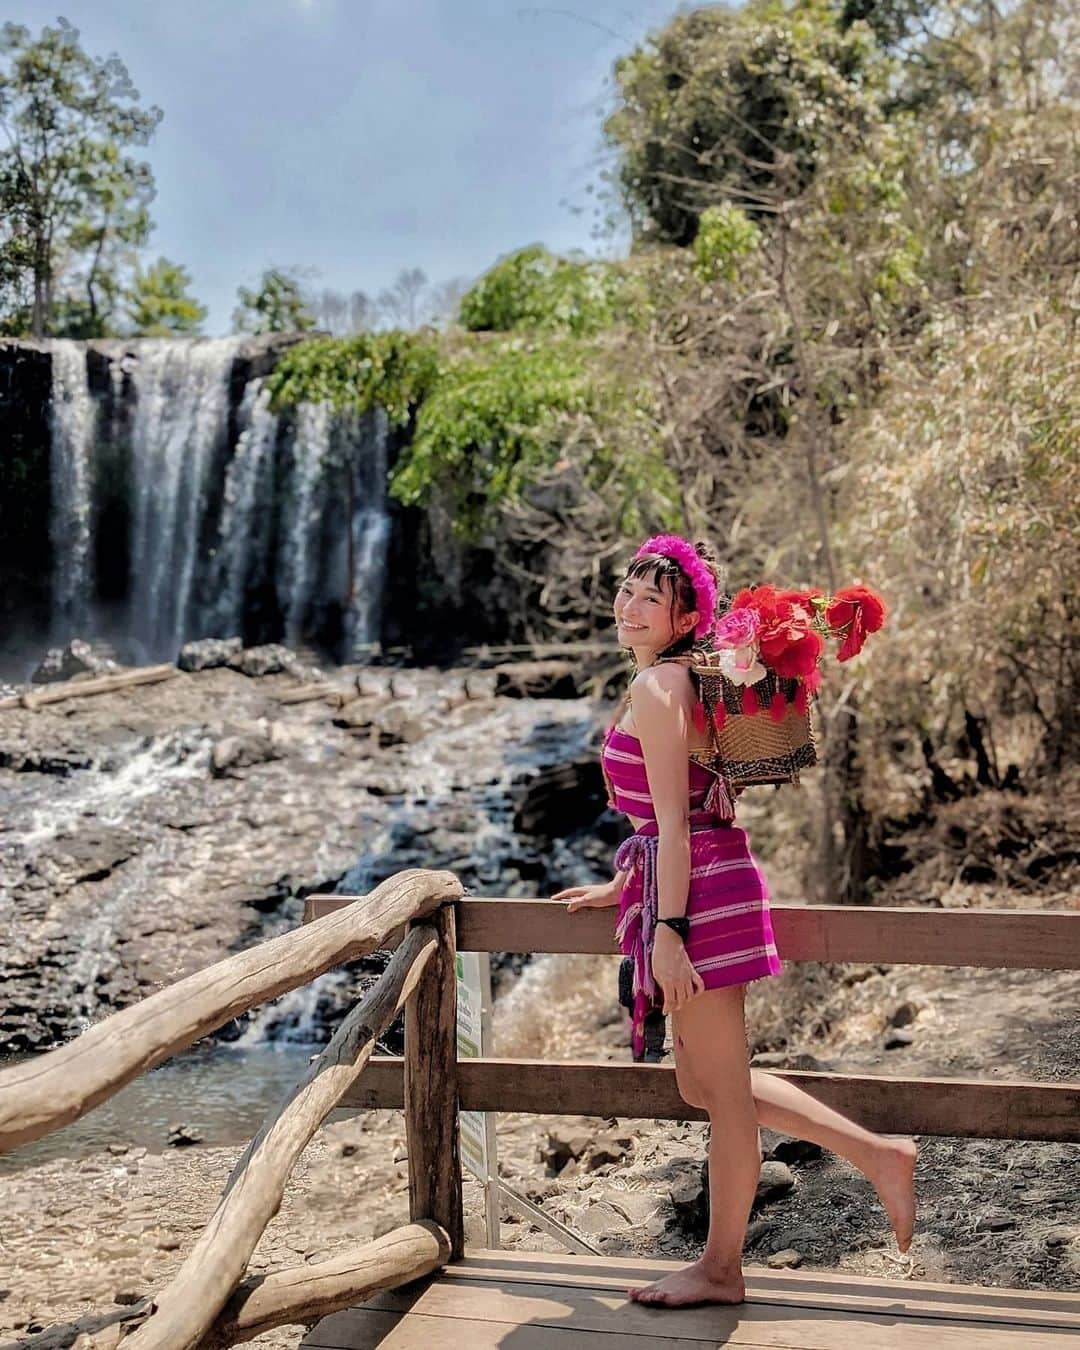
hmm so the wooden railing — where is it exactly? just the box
[0,870,464,1350]
[309,894,1080,1143]
[3,873,1077,1348]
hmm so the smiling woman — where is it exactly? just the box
[553,531,916,1312]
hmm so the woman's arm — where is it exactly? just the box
[631,665,705,1012]
[631,664,693,920]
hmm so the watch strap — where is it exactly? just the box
[656,915,691,942]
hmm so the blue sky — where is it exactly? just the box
[10,1,691,332]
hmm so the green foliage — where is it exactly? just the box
[267,330,439,426]
[459,245,626,336]
[125,257,207,336]
[693,206,761,283]
[232,268,316,335]
[605,1,889,243]
[0,16,162,337]
[268,327,679,540]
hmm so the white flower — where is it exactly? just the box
[717,643,766,687]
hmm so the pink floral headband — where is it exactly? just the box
[633,534,717,639]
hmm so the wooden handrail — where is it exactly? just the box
[304,895,1080,971]
[124,922,439,1350]
[0,868,462,1154]
[344,1056,1080,1144]
[199,1222,450,1349]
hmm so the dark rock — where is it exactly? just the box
[889,1001,921,1028]
[766,1138,824,1165]
[539,1129,593,1174]
[494,660,580,699]
[513,757,606,839]
[178,637,242,671]
[31,639,118,684]
[585,1130,634,1171]
[113,1291,144,1307]
[754,1161,796,1207]
[977,1210,1017,1232]
[884,1028,915,1050]
[669,1171,709,1237]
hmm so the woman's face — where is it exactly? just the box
[613,567,695,654]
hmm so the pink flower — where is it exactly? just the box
[713,607,761,649]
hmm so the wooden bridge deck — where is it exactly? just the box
[302,1248,1080,1348]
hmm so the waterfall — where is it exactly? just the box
[127,338,239,659]
[39,337,394,661]
[48,341,97,636]
[205,378,280,639]
[278,401,334,648]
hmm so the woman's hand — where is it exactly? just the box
[552,880,622,912]
[651,927,705,1013]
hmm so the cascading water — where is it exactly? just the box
[48,340,98,637]
[37,339,395,661]
[205,378,279,640]
[126,338,239,659]
[278,400,334,648]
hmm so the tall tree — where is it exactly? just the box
[377,266,429,328]
[232,267,315,335]
[125,256,206,336]
[0,16,162,337]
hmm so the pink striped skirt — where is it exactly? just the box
[614,818,783,1055]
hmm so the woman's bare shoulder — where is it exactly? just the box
[631,662,693,702]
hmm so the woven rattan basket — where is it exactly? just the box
[690,658,817,788]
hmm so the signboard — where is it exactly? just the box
[455,950,500,1248]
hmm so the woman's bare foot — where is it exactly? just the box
[867,1137,917,1252]
[628,1258,745,1308]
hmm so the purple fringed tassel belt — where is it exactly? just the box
[613,807,733,1060]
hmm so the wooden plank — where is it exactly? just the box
[303,1269,1077,1349]
[303,896,1080,971]
[447,1250,1080,1326]
[404,906,465,1259]
[343,1056,1080,1143]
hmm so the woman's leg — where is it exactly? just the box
[677,1046,916,1252]
[629,985,757,1307]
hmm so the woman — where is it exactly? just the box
[553,535,916,1309]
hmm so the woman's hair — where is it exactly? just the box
[624,540,727,661]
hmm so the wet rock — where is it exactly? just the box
[513,757,606,840]
[494,660,579,699]
[177,637,242,672]
[166,1123,203,1148]
[767,1248,803,1269]
[754,1161,795,1207]
[31,639,118,684]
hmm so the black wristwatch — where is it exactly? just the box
[656,916,691,942]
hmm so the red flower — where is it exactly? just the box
[772,629,823,679]
[826,585,888,663]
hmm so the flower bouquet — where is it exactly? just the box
[689,583,887,789]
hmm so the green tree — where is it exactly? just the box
[125,256,206,336]
[0,16,161,337]
[232,267,315,335]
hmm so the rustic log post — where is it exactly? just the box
[404,903,465,1258]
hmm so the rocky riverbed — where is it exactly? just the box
[2,648,1078,1347]
[0,646,610,1052]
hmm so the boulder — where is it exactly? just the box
[539,1128,593,1174]
[513,757,607,839]
[754,1161,796,1207]
[767,1248,803,1269]
[31,639,118,684]
[177,637,242,671]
